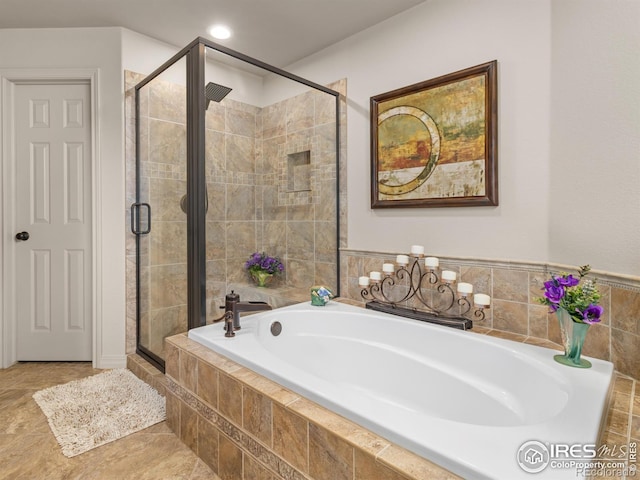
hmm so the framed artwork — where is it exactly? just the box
[370,60,498,208]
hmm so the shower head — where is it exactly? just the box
[205,82,232,109]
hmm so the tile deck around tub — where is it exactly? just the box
[165,333,462,480]
[163,331,638,480]
[162,309,638,480]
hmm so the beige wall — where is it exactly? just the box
[549,0,640,271]
[283,0,640,277]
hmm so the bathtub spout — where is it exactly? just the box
[224,291,272,332]
[230,302,273,331]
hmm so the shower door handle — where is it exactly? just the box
[130,203,151,235]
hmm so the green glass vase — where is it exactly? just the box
[554,307,591,368]
[251,271,273,288]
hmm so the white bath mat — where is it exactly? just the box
[33,368,166,457]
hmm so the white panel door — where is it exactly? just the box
[14,83,92,360]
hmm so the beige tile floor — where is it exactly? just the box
[0,362,221,480]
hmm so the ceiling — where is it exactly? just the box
[0,0,426,67]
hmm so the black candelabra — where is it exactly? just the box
[358,248,490,330]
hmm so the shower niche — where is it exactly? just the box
[287,151,311,192]
[130,38,342,371]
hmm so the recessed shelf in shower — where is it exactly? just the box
[287,150,311,192]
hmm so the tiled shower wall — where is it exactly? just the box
[205,80,344,307]
[341,249,640,380]
[125,71,346,356]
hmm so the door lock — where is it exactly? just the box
[15,231,30,241]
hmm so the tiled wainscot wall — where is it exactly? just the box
[340,249,640,381]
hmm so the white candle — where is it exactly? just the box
[441,270,457,282]
[424,256,439,268]
[457,282,473,295]
[358,276,370,287]
[474,293,491,307]
[396,254,410,265]
[369,271,382,281]
[382,263,395,274]
[410,245,424,256]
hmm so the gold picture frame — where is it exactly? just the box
[371,60,498,208]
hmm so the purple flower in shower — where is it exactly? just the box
[245,252,260,269]
[580,304,603,324]
[244,252,285,275]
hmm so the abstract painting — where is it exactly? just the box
[371,60,498,208]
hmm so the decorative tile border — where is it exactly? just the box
[167,377,310,480]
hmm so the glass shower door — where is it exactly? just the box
[135,56,188,367]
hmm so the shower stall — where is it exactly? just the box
[129,38,342,371]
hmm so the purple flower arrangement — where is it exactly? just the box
[244,252,285,275]
[538,265,603,324]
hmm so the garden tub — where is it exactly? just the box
[188,301,613,479]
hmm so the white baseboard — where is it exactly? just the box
[96,354,127,369]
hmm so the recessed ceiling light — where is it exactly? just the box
[209,25,232,40]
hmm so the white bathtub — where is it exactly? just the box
[188,301,613,480]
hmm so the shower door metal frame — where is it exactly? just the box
[133,37,341,372]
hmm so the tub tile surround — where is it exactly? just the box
[164,334,462,480]
[342,249,640,381]
[163,330,638,480]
